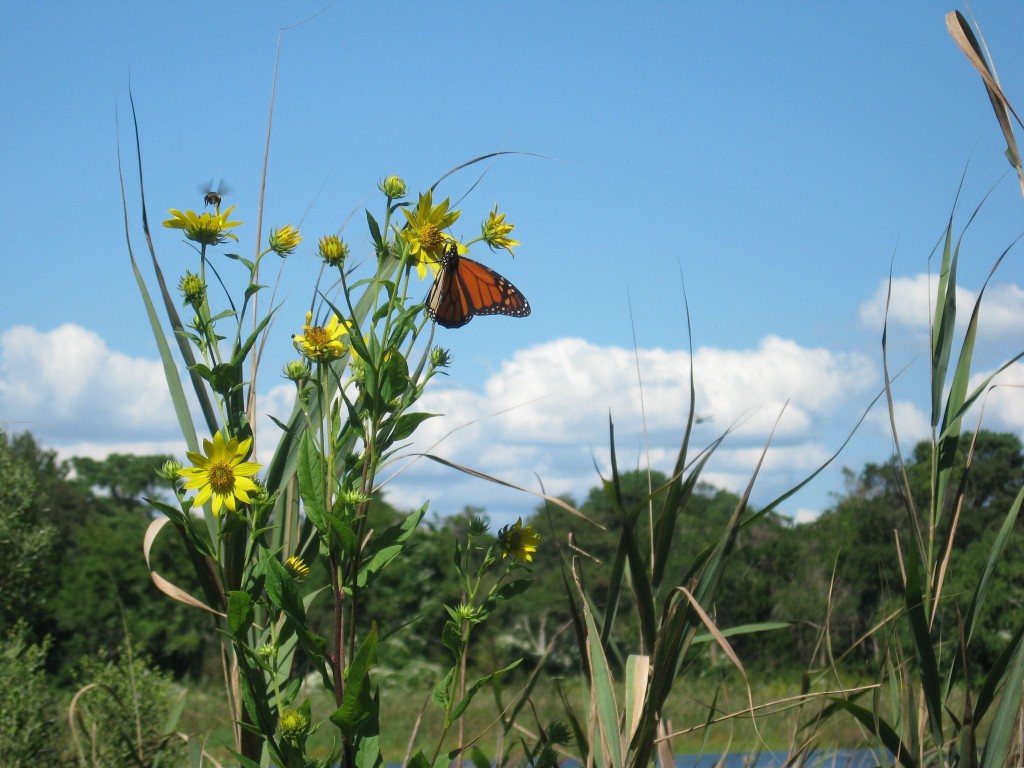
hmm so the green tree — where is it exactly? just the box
[0,624,60,766]
[0,432,58,633]
[51,452,206,680]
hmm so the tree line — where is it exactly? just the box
[2,428,1022,686]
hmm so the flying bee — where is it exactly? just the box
[200,179,232,209]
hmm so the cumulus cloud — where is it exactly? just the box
[965,362,1024,433]
[859,273,1024,340]
[0,324,179,446]
[384,336,878,524]
[0,324,885,526]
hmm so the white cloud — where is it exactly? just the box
[793,508,822,525]
[965,362,1024,433]
[864,398,930,449]
[387,336,878,524]
[0,324,179,445]
[859,274,966,332]
[859,273,1024,340]
[0,325,886,527]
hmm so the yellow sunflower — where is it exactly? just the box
[163,205,242,246]
[292,311,351,362]
[497,517,540,563]
[178,432,261,516]
[400,190,461,279]
[481,205,520,255]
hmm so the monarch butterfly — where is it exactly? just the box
[426,243,531,328]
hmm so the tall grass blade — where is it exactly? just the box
[579,581,623,768]
[946,10,1024,199]
[903,545,944,750]
[651,274,697,592]
[978,632,1024,768]
[125,90,219,438]
[823,697,916,768]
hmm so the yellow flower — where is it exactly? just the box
[279,707,309,743]
[318,234,349,267]
[162,205,242,246]
[497,517,540,563]
[178,432,261,517]
[481,205,520,255]
[284,555,311,581]
[269,224,301,257]
[400,190,461,279]
[292,311,351,362]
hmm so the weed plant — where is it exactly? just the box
[103,9,1024,768]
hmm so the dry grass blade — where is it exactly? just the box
[143,517,224,617]
[946,10,1024,200]
[421,452,599,526]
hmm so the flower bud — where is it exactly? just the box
[177,271,206,307]
[430,346,453,369]
[269,224,302,257]
[279,708,310,743]
[318,234,349,267]
[283,359,311,383]
[481,205,520,254]
[378,175,408,199]
[156,459,183,482]
[285,555,311,582]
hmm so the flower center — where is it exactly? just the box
[418,224,442,249]
[305,327,330,347]
[208,463,236,494]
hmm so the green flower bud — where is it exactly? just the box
[430,346,453,369]
[378,175,408,199]
[178,271,206,307]
[156,459,183,482]
[283,359,311,383]
[279,708,310,743]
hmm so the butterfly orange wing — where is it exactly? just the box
[427,248,530,328]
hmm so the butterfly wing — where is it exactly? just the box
[427,248,531,328]
[427,255,472,328]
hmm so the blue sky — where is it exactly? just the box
[3,2,1024,525]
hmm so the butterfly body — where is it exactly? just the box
[426,244,531,328]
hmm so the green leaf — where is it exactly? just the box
[579,582,623,768]
[330,623,379,734]
[357,505,426,587]
[391,411,438,441]
[493,578,532,602]
[329,516,359,558]
[207,362,241,396]
[366,209,383,252]
[226,590,255,635]
[297,432,327,529]
[224,748,262,768]
[905,546,944,749]
[432,668,455,709]
[691,621,790,644]
[441,620,463,656]
[962,485,1024,647]
[254,547,327,663]
[449,659,521,721]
